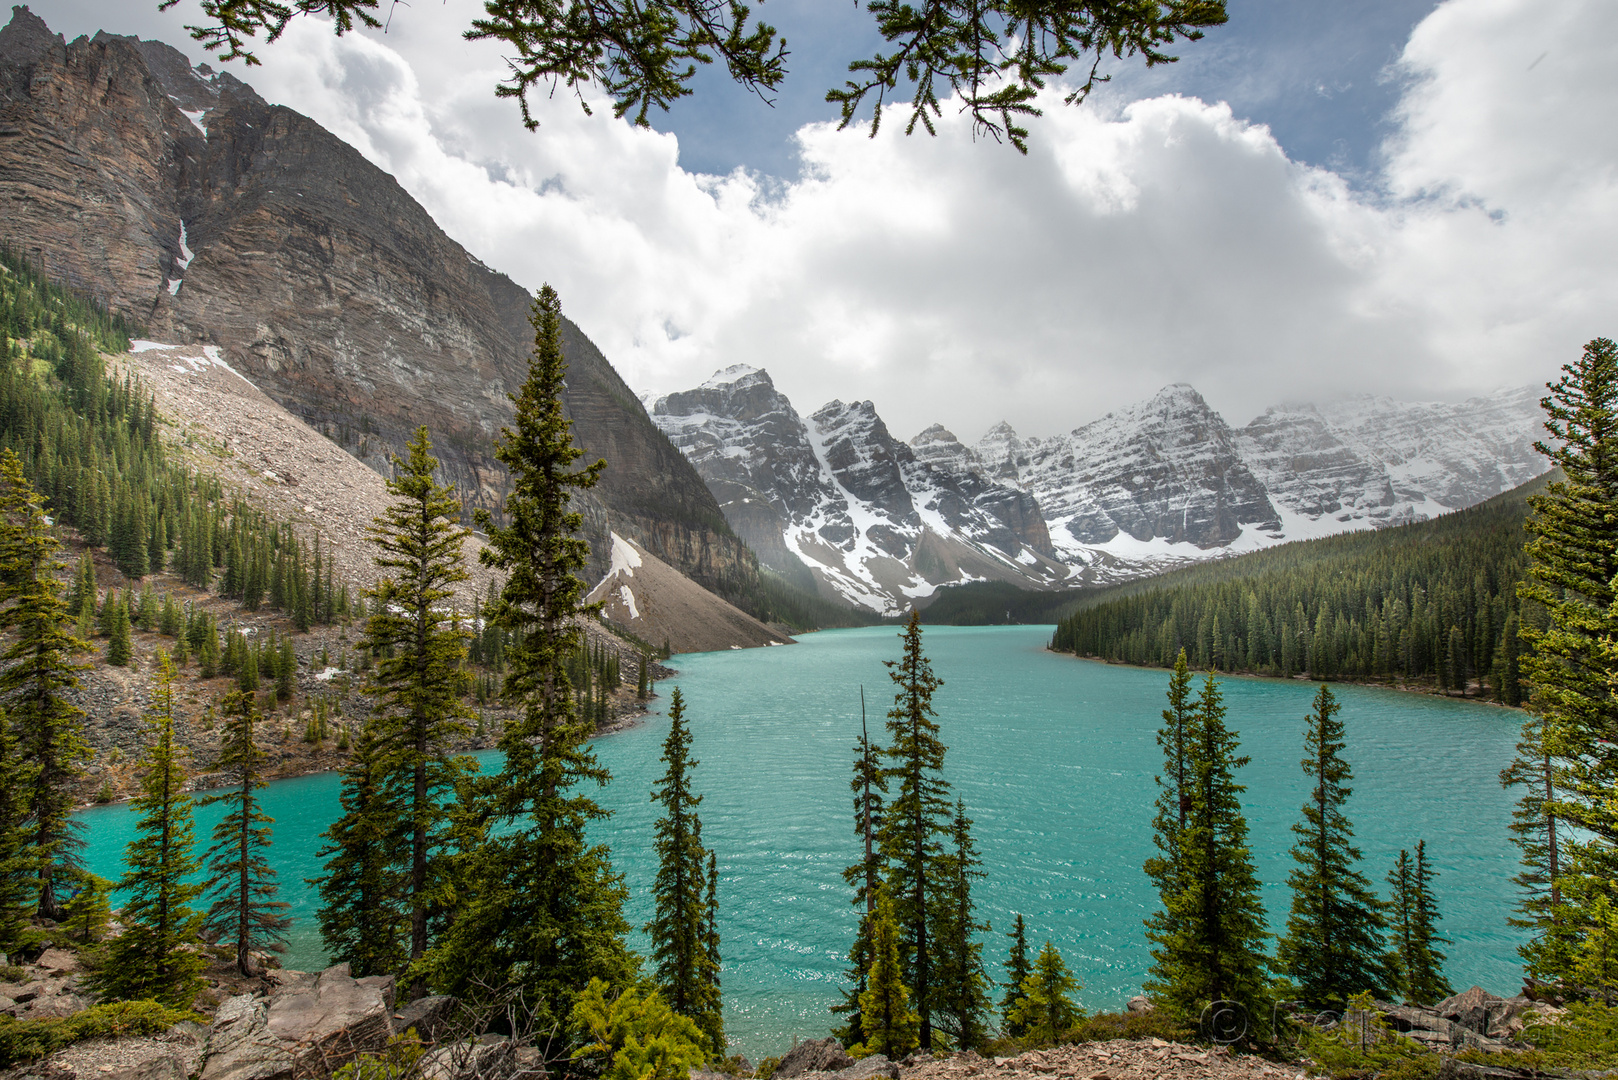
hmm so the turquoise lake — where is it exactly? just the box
[76,625,1526,1060]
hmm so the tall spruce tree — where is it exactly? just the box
[1144,650,1195,966]
[854,888,920,1060]
[933,799,990,1051]
[420,286,635,1051]
[200,689,291,975]
[1000,914,1032,1038]
[1516,338,1618,983]
[1408,842,1451,1003]
[1275,685,1389,1006]
[1143,672,1269,1021]
[701,851,724,1055]
[880,611,952,1050]
[646,688,722,1053]
[835,692,888,1048]
[0,450,89,919]
[314,715,407,977]
[98,653,207,1006]
[361,427,475,982]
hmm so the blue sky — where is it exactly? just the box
[24,0,1615,439]
[648,0,1442,182]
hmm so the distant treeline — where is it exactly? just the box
[1049,477,1549,701]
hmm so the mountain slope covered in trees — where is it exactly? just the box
[1047,473,1548,698]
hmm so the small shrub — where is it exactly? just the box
[1063,1009,1193,1045]
[1518,1002,1618,1069]
[753,1057,781,1080]
[333,1029,426,1080]
[0,964,26,983]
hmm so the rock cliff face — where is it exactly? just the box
[1012,384,1282,554]
[0,7,753,592]
[650,367,1063,614]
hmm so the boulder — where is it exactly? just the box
[35,948,79,973]
[265,963,393,1076]
[1127,996,1155,1015]
[200,994,295,1080]
[833,1054,899,1080]
[775,1039,854,1080]
[418,1036,515,1080]
[392,995,459,1042]
[1431,987,1530,1041]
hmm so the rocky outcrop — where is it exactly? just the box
[773,1038,855,1079]
[0,7,757,606]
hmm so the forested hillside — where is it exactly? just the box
[1049,474,1548,699]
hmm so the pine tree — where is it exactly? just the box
[933,799,990,1051]
[880,611,951,1050]
[836,692,888,1048]
[420,286,634,1049]
[646,688,721,1049]
[1000,914,1032,1039]
[1517,338,1618,982]
[276,635,295,703]
[1005,942,1081,1046]
[60,869,111,944]
[1143,672,1269,1021]
[1406,841,1451,1004]
[200,689,291,975]
[98,653,207,1006]
[361,427,475,981]
[0,706,34,955]
[854,888,920,1060]
[701,851,723,1055]
[0,450,90,918]
[107,593,132,667]
[1275,685,1389,1006]
[314,715,406,977]
[1144,649,1195,963]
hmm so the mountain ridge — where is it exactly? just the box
[651,367,1547,613]
[0,5,767,612]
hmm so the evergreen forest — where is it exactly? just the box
[1049,476,1545,700]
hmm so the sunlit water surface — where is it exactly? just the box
[78,625,1525,1059]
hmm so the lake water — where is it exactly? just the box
[76,625,1526,1060]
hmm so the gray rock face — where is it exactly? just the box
[1014,384,1281,551]
[773,1038,855,1079]
[1236,386,1545,526]
[200,994,294,1080]
[650,368,1061,613]
[265,964,394,1076]
[0,8,758,604]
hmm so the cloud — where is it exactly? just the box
[179,0,1617,440]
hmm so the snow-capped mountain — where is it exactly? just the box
[653,369,1548,613]
[649,367,1064,613]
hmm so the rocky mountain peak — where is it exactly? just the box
[908,424,981,473]
[0,8,760,607]
[0,5,59,66]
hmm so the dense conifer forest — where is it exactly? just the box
[1048,476,1546,700]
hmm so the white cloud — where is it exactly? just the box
[150,0,1618,440]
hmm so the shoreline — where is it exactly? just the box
[1047,647,1525,711]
